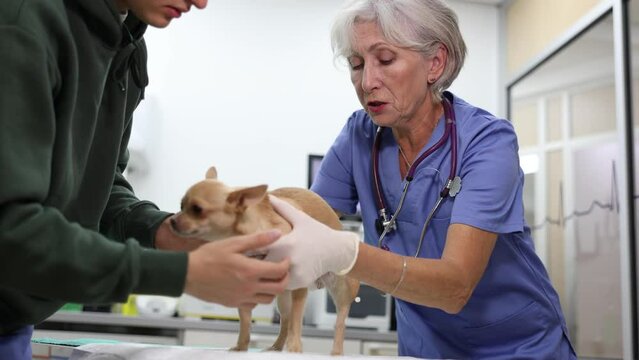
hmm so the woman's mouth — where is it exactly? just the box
[367,101,387,114]
[165,6,182,19]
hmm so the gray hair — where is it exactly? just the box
[331,0,467,102]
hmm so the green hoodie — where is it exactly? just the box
[0,0,187,333]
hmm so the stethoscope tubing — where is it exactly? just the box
[373,93,458,257]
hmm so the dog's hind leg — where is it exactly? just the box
[285,288,308,353]
[328,276,360,355]
[265,291,291,351]
[331,301,351,355]
[230,307,252,351]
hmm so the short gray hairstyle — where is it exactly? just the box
[331,0,467,102]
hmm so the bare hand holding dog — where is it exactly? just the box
[155,217,208,251]
[265,195,360,290]
[184,230,290,308]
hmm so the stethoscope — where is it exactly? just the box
[373,92,462,257]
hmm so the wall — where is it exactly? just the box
[127,0,499,212]
[505,0,603,76]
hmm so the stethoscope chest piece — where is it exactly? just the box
[448,176,462,197]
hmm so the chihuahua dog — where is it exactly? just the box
[170,166,360,355]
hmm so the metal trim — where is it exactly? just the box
[612,0,637,358]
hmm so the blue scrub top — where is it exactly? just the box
[311,93,576,359]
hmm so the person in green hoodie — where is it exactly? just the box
[0,0,291,358]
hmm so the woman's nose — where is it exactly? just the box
[361,65,380,93]
[190,0,208,9]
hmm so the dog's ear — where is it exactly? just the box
[205,167,218,180]
[227,185,268,210]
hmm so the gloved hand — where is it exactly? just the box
[264,195,360,290]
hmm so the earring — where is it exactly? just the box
[428,77,436,84]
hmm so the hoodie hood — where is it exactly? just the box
[69,0,123,48]
[67,0,150,92]
[69,0,148,47]
[115,13,149,91]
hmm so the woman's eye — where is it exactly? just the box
[348,57,363,70]
[380,58,394,65]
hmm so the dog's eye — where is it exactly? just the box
[191,204,203,216]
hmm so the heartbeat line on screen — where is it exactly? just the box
[530,161,639,231]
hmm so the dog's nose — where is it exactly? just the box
[169,217,178,229]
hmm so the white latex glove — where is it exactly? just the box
[264,195,360,290]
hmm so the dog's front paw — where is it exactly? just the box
[229,345,248,352]
[286,341,303,353]
[262,345,284,352]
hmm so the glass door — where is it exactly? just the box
[508,8,634,358]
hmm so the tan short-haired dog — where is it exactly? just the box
[170,167,360,355]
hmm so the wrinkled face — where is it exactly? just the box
[115,0,208,28]
[348,21,434,128]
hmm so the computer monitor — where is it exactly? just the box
[308,154,362,222]
[307,154,324,189]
